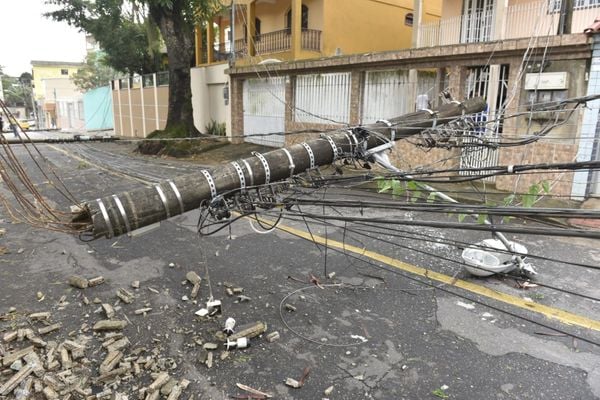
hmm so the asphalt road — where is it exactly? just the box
[1,141,600,399]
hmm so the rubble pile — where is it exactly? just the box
[0,272,276,399]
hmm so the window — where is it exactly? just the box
[286,4,309,31]
[243,18,261,41]
[61,69,68,75]
[550,0,600,11]
[405,13,414,26]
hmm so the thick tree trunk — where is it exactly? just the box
[149,0,199,135]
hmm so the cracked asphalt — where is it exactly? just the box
[1,141,600,399]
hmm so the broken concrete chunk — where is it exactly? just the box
[185,272,201,285]
[29,312,51,321]
[2,346,35,367]
[131,281,140,289]
[68,276,89,289]
[101,304,115,319]
[3,331,18,343]
[93,320,127,331]
[0,364,34,395]
[166,384,183,400]
[116,288,135,304]
[88,276,105,287]
[205,352,213,369]
[147,372,169,392]
[190,283,200,299]
[202,343,218,351]
[228,322,267,341]
[100,351,123,374]
[266,331,280,343]
[285,378,301,388]
[38,323,61,336]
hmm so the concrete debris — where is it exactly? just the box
[324,385,334,395]
[28,312,51,321]
[68,276,89,289]
[236,295,251,303]
[228,322,267,341]
[117,288,135,304]
[131,281,140,289]
[102,303,115,319]
[236,383,273,398]
[88,276,105,287]
[285,377,301,388]
[265,332,280,343]
[284,304,297,312]
[93,320,127,331]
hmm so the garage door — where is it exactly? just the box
[243,77,286,147]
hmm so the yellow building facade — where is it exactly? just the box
[31,61,85,101]
[196,0,442,66]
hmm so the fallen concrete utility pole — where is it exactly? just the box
[74,98,486,239]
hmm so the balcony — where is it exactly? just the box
[417,0,599,48]
[232,29,322,57]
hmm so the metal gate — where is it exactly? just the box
[295,72,351,124]
[362,70,437,124]
[460,64,509,182]
[243,77,286,147]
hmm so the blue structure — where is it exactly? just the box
[84,86,114,131]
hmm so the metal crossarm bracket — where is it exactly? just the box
[301,142,315,169]
[201,169,217,198]
[231,161,246,189]
[252,151,271,184]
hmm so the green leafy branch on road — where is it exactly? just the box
[376,176,551,224]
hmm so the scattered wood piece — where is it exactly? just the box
[68,276,89,289]
[134,308,152,315]
[38,323,61,336]
[191,283,200,299]
[88,276,105,287]
[93,320,127,331]
[97,366,131,383]
[235,383,272,398]
[284,304,296,312]
[228,322,267,341]
[107,337,130,353]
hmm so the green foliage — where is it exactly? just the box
[205,120,226,136]
[1,72,34,115]
[45,0,168,74]
[71,51,124,92]
[432,388,449,399]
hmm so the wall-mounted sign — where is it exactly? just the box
[524,72,569,90]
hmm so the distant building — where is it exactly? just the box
[31,60,86,129]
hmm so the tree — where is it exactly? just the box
[71,51,123,92]
[46,0,222,135]
[1,72,34,117]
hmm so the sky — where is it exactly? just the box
[0,0,87,77]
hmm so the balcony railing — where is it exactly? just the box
[417,0,599,48]
[210,29,321,60]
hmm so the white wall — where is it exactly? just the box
[191,64,231,136]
